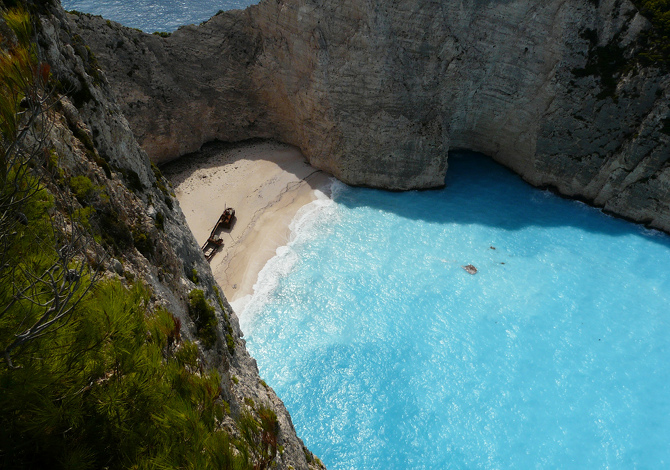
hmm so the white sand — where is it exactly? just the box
[162,140,330,306]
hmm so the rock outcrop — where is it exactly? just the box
[38,3,323,468]
[69,0,669,231]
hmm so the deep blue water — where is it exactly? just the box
[240,153,670,469]
[60,0,258,32]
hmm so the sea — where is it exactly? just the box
[60,3,670,468]
[242,153,670,469]
[60,0,258,32]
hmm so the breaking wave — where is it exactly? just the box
[237,182,341,334]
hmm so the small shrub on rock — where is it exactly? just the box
[187,289,218,348]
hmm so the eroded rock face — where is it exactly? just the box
[69,0,669,230]
[40,4,323,468]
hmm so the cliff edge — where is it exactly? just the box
[12,2,324,468]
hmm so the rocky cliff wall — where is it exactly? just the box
[38,3,323,468]
[70,0,669,231]
[69,0,670,232]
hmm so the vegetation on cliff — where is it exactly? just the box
[572,0,669,100]
[0,8,283,469]
[634,0,670,64]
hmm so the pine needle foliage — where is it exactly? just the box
[0,180,256,467]
[0,280,251,469]
[0,7,100,368]
[188,288,218,348]
[239,405,281,470]
[0,8,269,469]
[634,0,670,65]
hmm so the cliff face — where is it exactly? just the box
[69,0,670,231]
[37,4,322,469]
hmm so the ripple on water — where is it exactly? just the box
[242,153,670,469]
[61,0,259,32]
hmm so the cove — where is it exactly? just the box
[241,152,670,469]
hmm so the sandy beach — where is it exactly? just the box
[162,140,331,309]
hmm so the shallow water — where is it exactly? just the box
[241,152,670,469]
[60,0,258,32]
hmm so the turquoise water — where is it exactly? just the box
[60,0,258,32]
[58,0,670,464]
[241,152,670,469]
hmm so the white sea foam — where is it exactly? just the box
[238,180,341,334]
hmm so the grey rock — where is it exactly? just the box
[110,258,124,275]
[463,265,478,275]
[70,0,670,232]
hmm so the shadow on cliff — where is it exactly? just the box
[160,138,326,194]
[163,141,670,246]
[334,150,670,244]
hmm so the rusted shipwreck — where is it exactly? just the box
[202,237,223,261]
[201,207,235,262]
[217,207,235,229]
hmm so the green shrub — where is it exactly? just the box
[45,148,64,180]
[187,289,218,348]
[175,340,200,369]
[226,333,235,354]
[214,287,236,355]
[238,404,280,467]
[69,174,95,203]
[68,174,109,207]
[97,210,133,252]
[155,211,165,230]
[94,154,112,178]
[152,162,174,209]
[120,167,144,193]
[74,205,95,231]
[634,0,670,65]
[132,227,155,258]
[571,33,627,100]
[72,124,95,153]
[0,281,250,469]
[151,162,163,179]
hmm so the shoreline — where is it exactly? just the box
[162,140,331,309]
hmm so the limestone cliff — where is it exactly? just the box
[69,0,669,232]
[35,3,323,468]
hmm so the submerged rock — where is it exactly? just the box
[463,264,478,275]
